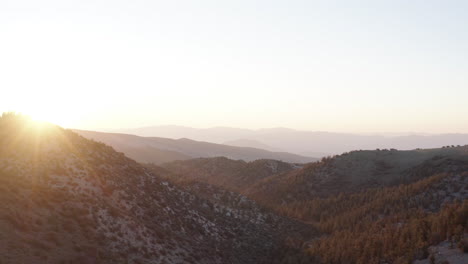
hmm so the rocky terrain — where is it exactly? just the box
[245,147,468,204]
[0,114,466,264]
[0,114,311,264]
[154,146,468,263]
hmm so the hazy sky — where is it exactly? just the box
[1,0,467,133]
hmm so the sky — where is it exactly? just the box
[1,0,467,133]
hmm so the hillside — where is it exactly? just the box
[242,148,468,263]
[0,114,312,264]
[148,146,468,205]
[155,147,468,263]
[301,173,468,264]
[246,147,468,204]
[74,129,316,164]
[158,157,298,192]
[1,114,466,264]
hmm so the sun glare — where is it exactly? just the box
[27,109,70,127]
[16,105,78,128]
[8,87,91,129]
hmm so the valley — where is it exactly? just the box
[3,1,467,263]
[0,114,466,264]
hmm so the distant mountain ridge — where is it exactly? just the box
[223,139,279,151]
[0,114,317,264]
[114,125,468,157]
[154,144,468,263]
[245,146,468,205]
[74,130,317,164]
[155,145,468,206]
[2,114,467,264]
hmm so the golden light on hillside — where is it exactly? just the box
[0,112,60,147]
[0,112,88,174]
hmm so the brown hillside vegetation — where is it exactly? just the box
[0,113,312,264]
[1,113,466,264]
[246,148,468,204]
[157,146,468,263]
[272,171,467,262]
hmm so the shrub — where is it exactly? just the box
[457,238,468,253]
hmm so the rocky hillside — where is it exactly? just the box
[154,146,468,263]
[150,147,468,205]
[1,114,466,264]
[246,147,468,204]
[0,114,311,264]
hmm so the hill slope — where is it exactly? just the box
[2,115,466,264]
[159,157,298,192]
[74,129,316,164]
[150,146,468,263]
[246,147,468,204]
[0,114,311,264]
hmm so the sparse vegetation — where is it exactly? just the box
[0,114,466,263]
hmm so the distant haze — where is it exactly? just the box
[75,129,316,164]
[116,126,468,157]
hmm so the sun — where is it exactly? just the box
[6,87,92,129]
[17,106,80,128]
[29,109,68,126]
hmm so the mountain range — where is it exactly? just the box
[0,114,313,264]
[1,114,467,264]
[154,145,468,264]
[74,129,316,164]
[115,125,468,157]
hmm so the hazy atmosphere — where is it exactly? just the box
[2,0,468,133]
[2,1,468,264]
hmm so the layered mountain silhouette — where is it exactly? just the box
[0,114,312,264]
[154,146,468,263]
[116,125,468,157]
[245,146,468,205]
[152,146,468,205]
[74,129,316,164]
[1,114,467,264]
